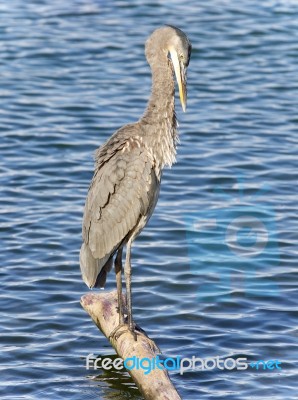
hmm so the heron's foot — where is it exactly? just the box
[109,322,160,351]
[109,322,138,341]
[110,318,140,339]
[109,323,128,341]
[131,323,161,352]
[109,320,140,341]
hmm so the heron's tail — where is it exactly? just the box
[80,243,112,288]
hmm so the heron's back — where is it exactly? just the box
[80,122,161,288]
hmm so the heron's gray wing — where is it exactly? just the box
[82,143,158,262]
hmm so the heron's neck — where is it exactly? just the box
[140,62,178,169]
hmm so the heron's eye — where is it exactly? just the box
[179,53,184,60]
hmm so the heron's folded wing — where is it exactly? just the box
[82,146,156,260]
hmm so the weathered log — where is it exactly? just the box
[81,291,181,400]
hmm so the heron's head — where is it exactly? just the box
[145,25,192,111]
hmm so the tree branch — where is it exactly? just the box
[81,291,181,400]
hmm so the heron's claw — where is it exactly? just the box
[109,323,128,341]
[110,318,145,340]
[109,322,160,352]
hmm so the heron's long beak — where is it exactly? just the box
[169,48,187,112]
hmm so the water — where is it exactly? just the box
[1,1,297,399]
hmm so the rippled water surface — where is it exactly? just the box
[1,1,297,399]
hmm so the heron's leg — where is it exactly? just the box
[115,247,124,325]
[124,239,136,339]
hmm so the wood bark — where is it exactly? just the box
[81,291,181,400]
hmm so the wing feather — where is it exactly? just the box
[80,124,160,288]
[82,146,156,260]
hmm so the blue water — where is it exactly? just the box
[1,1,297,399]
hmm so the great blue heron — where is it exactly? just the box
[80,25,191,339]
